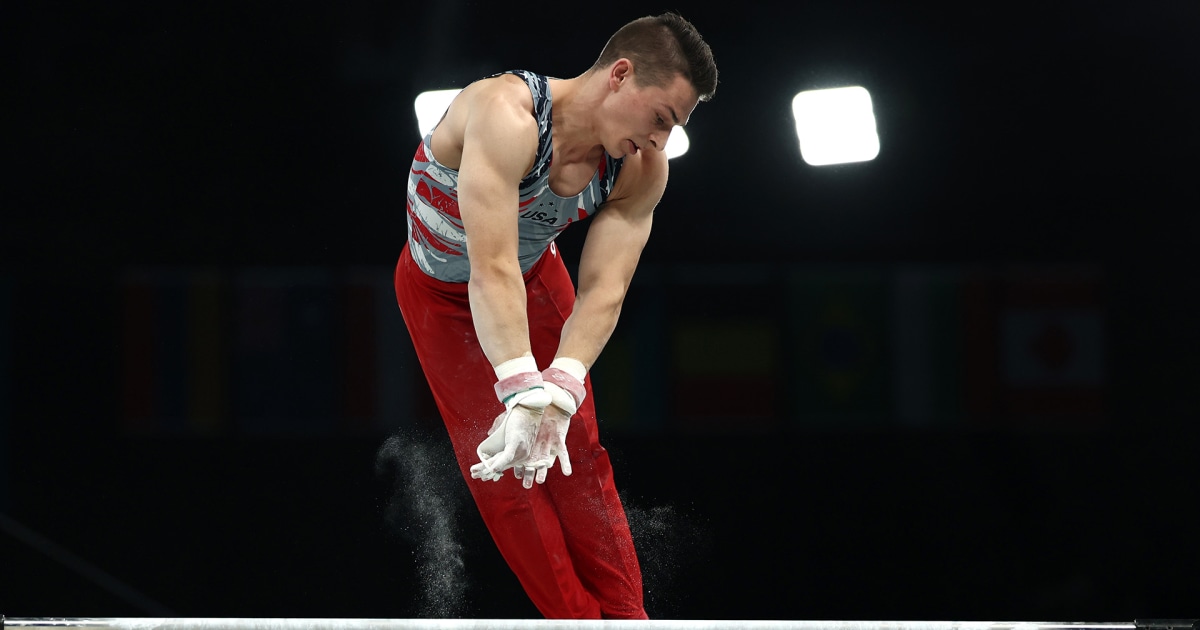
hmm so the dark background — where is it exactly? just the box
[3,0,1199,622]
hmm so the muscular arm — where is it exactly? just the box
[454,83,540,368]
[556,151,668,369]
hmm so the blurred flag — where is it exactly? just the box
[788,268,891,428]
[890,265,972,428]
[670,317,781,432]
[665,264,783,433]
[119,268,229,435]
[952,265,1108,429]
[994,267,1106,428]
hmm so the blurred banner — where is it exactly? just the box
[116,263,1107,437]
[118,266,424,437]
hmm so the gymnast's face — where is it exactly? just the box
[603,60,699,158]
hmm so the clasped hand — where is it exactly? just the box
[471,365,585,488]
[470,387,548,486]
[470,400,574,489]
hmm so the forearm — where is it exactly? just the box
[554,287,625,370]
[468,265,535,367]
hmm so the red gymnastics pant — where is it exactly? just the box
[393,242,647,620]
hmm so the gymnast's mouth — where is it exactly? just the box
[628,140,640,154]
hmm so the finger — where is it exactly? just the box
[476,428,506,460]
[513,466,523,479]
[559,451,572,477]
[522,466,535,489]
[500,437,532,470]
[480,450,516,476]
[553,431,572,475]
[469,461,498,481]
[535,465,548,485]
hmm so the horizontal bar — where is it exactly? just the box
[0,619,1143,630]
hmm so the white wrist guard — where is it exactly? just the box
[494,357,550,412]
[542,363,586,416]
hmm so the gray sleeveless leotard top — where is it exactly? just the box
[405,69,625,281]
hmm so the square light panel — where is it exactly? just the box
[792,86,880,166]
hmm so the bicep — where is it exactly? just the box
[577,154,667,291]
[456,95,538,265]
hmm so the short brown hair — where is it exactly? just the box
[593,12,719,102]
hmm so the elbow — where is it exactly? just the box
[468,256,522,291]
[470,253,517,280]
[583,286,627,322]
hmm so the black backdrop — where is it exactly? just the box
[3,0,1198,622]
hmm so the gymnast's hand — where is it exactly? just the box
[470,384,550,482]
[518,401,572,487]
[517,365,586,486]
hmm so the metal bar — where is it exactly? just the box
[0,619,1145,630]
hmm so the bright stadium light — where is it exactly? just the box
[791,86,880,166]
[414,88,689,159]
[665,127,689,159]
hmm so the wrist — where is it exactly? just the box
[493,355,548,409]
[549,357,587,381]
[542,382,579,416]
[495,355,539,380]
[543,358,587,412]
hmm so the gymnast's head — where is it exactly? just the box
[591,12,719,104]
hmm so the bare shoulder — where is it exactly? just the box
[431,74,538,170]
[460,73,534,113]
[445,75,535,138]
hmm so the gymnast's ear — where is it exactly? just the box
[609,58,633,90]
